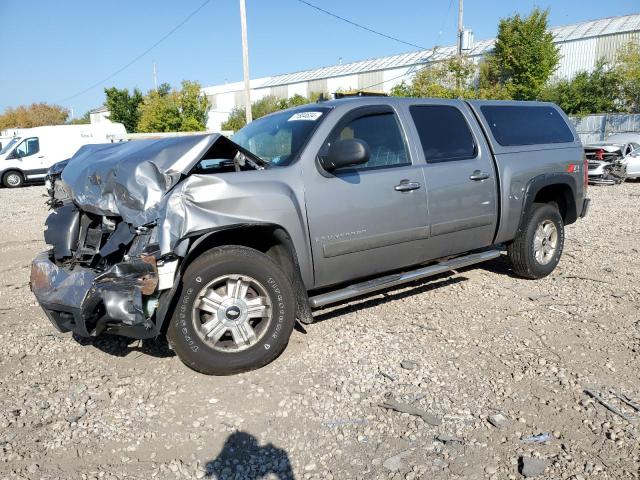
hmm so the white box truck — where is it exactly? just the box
[0,122,126,188]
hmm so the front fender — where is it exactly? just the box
[157,172,313,286]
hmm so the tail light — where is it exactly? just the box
[583,157,589,191]
[595,149,604,160]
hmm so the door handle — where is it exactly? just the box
[469,170,490,181]
[37,156,44,159]
[394,180,421,192]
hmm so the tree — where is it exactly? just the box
[0,102,69,129]
[616,42,640,113]
[137,81,209,133]
[390,56,479,99]
[389,56,511,100]
[137,89,181,133]
[541,60,622,115]
[221,94,316,131]
[476,59,512,100]
[177,80,209,130]
[104,86,143,133]
[69,111,91,125]
[487,8,560,100]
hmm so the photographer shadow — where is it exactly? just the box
[204,431,294,479]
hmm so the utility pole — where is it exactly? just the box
[153,62,158,91]
[457,0,464,57]
[239,0,252,123]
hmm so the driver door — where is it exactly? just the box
[304,106,430,288]
[14,137,45,179]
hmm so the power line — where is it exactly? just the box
[294,0,427,50]
[59,0,211,103]
[358,70,413,92]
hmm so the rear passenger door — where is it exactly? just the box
[404,102,498,259]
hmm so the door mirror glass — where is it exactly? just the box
[321,138,370,171]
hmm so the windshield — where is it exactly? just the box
[0,137,20,155]
[232,107,329,166]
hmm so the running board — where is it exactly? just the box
[309,249,502,308]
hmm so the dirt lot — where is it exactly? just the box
[0,183,639,480]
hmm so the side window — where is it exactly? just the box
[15,137,40,157]
[625,143,638,156]
[327,112,410,171]
[409,105,476,163]
[480,105,574,146]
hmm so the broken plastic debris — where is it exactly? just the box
[522,432,552,444]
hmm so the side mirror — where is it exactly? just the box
[321,138,370,171]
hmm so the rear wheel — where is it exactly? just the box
[167,246,296,375]
[508,203,564,279]
[2,170,24,188]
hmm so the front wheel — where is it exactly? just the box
[167,246,296,375]
[2,170,24,188]
[507,203,565,279]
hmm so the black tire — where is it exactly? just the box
[2,170,24,188]
[507,203,564,279]
[167,245,296,375]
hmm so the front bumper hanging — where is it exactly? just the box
[30,251,159,339]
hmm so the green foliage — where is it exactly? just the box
[0,102,69,129]
[137,90,181,133]
[389,9,558,102]
[541,60,622,115]
[104,87,143,133]
[488,8,560,100]
[136,80,209,133]
[616,42,640,113]
[69,111,91,124]
[177,80,209,130]
[389,80,413,97]
[390,56,512,100]
[221,94,318,131]
[390,57,480,99]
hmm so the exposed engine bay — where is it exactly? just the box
[584,145,627,186]
[33,134,266,338]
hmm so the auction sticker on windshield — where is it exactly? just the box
[288,112,323,121]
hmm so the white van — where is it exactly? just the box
[0,123,126,188]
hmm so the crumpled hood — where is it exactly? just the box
[60,134,220,225]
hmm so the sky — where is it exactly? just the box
[0,0,638,117]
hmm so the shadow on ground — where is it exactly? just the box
[204,431,294,479]
[72,333,175,358]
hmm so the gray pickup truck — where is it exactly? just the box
[31,97,590,375]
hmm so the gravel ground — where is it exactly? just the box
[0,183,639,480]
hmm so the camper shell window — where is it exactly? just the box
[480,106,574,146]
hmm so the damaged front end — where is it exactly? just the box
[30,134,263,339]
[30,203,175,338]
[585,146,628,186]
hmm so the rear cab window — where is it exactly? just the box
[480,105,574,146]
[409,105,477,163]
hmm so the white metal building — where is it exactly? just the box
[203,13,640,131]
[89,105,111,124]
